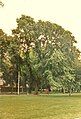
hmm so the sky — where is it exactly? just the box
[0,0,81,51]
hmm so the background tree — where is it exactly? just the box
[0,1,4,7]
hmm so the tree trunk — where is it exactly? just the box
[62,87,65,94]
[34,82,38,95]
[69,88,71,96]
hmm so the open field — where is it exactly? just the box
[0,94,81,119]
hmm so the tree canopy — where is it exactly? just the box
[0,1,4,7]
[0,15,81,95]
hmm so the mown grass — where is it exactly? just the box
[0,94,81,119]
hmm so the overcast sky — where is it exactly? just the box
[0,0,81,50]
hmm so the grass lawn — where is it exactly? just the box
[0,94,81,119]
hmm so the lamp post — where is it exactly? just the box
[18,71,20,95]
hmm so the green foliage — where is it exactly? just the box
[0,15,81,94]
